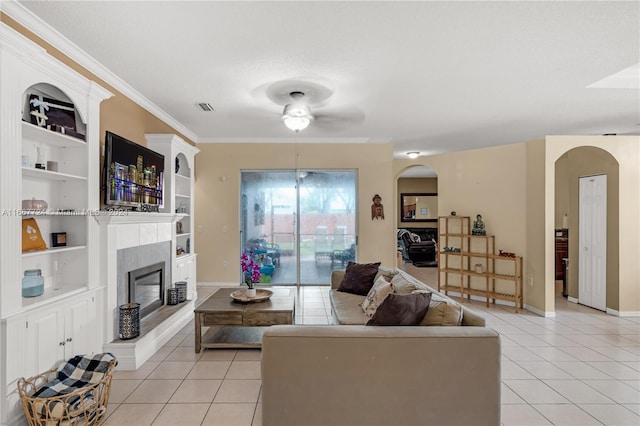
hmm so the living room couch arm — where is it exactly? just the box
[331,269,345,289]
[261,325,501,426]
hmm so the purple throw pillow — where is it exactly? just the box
[366,292,432,326]
[337,261,381,296]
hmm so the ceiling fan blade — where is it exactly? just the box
[313,107,366,131]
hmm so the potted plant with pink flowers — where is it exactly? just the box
[241,251,261,297]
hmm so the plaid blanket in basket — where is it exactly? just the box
[28,353,116,424]
[33,353,116,398]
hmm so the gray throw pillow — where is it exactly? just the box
[338,261,382,296]
[366,292,432,326]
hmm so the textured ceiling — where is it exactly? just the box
[11,1,640,158]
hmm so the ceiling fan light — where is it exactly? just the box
[407,152,420,159]
[282,103,312,132]
[283,116,311,132]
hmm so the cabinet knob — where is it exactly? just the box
[66,337,73,342]
[59,341,65,346]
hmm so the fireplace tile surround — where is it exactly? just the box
[117,243,170,322]
[98,213,194,369]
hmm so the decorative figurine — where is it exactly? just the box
[371,194,384,220]
[472,214,486,235]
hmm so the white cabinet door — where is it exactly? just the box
[4,315,28,385]
[65,295,97,358]
[27,308,65,376]
[23,291,101,379]
[579,175,607,311]
[177,255,197,300]
[188,257,197,300]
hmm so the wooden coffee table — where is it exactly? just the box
[194,287,295,352]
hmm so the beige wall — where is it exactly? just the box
[397,178,438,228]
[555,155,570,228]
[394,143,533,306]
[525,140,549,314]
[397,178,438,193]
[195,143,395,283]
[547,136,638,314]
[395,143,529,253]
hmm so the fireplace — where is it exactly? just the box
[128,261,165,318]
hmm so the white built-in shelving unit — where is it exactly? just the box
[146,134,200,301]
[0,22,112,425]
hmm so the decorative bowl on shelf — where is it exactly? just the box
[22,198,48,210]
[230,289,273,303]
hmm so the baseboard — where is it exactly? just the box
[524,304,556,318]
[443,291,518,308]
[567,296,579,304]
[441,290,558,317]
[606,308,640,317]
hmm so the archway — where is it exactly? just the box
[396,165,439,273]
[553,146,619,313]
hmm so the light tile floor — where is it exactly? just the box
[105,276,639,426]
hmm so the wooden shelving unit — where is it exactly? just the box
[437,216,524,312]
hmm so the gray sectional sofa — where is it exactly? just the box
[261,267,501,426]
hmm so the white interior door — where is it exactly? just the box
[578,174,607,311]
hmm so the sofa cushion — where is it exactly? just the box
[338,261,381,296]
[366,292,432,326]
[330,290,368,325]
[414,290,464,326]
[361,275,394,317]
[390,272,430,294]
[374,266,398,282]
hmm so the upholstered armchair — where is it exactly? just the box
[399,231,437,265]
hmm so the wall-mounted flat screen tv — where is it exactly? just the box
[104,131,164,209]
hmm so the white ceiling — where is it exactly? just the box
[10,1,640,158]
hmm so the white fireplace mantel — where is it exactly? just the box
[98,211,193,369]
[94,211,181,225]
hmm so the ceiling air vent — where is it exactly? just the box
[197,102,214,112]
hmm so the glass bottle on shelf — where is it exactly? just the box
[22,269,44,297]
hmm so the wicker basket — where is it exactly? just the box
[17,358,116,426]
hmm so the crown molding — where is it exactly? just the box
[1,0,199,143]
[196,137,392,144]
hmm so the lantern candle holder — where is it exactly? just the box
[119,303,140,340]
[167,288,179,305]
[175,281,187,303]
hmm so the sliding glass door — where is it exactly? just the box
[240,170,356,286]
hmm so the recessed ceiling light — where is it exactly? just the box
[407,152,419,159]
[197,102,214,112]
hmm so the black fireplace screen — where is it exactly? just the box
[128,261,165,318]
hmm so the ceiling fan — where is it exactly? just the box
[248,79,365,133]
